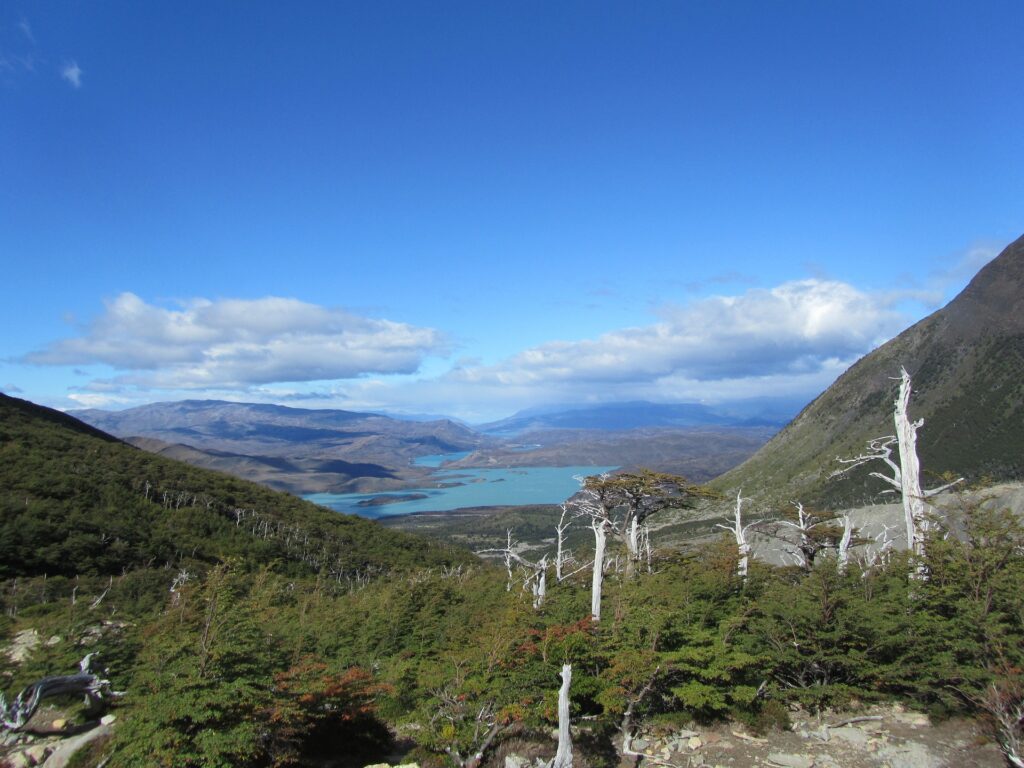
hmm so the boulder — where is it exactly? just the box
[43,724,113,768]
[766,753,814,768]
[827,726,871,747]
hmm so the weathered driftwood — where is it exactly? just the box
[0,654,114,731]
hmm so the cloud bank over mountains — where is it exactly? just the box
[23,277,913,419]
[452,279,898,386]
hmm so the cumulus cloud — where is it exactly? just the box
[27,293,448,388]
[448,278,903,388]
[61,60,81,87]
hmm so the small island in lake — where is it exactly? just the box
[356,493,430,508]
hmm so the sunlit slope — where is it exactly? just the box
[712,234,1024,508]
[0,393,468,578]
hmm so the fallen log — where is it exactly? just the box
[0,654,115,731]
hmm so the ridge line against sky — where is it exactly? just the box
[1,3,1022,421]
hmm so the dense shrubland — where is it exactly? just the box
[2,497,1022,767]
[2,391,1023,767]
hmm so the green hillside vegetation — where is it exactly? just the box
[714,234,1024,508]
[0,393,467,580]
[3,394,1024,767]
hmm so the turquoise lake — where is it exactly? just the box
[305,453,617,518]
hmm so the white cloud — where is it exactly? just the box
[66,392,134,409]
[28,277,910,421]
[61,60,81,87]
[27,293,448,389]
[277,278,906,421]
[447,278,903,388]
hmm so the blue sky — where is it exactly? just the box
[2,2,1022,422]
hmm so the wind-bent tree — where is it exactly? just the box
[567,471,713,619]
[575,471,713,578]
[833,367,962,574]
[771,502,847,570]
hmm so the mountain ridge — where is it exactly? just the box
[713,233,1024,507]
[477,398,800,434]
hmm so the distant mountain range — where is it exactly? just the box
[70,397,789,496]
[71,400,488,494]
[715,233,1024,507]
[477,398,801,434]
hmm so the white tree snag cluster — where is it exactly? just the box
[477,530,550,608]
[833,367,962,576]
[551,664,573,768]
[0,654,116,731]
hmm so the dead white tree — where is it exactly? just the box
[551,664,573,768]
[554,505,574,582]
[834,367,963,573]
[566,479,617,622]
[716,490,757,580]
[0,654,117,731]
[532,555,548,609]
[787,502,815,570]
[589,516,611,622]
[837,515,853,574]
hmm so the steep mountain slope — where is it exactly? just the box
[71,399,490,493]
[0,393,467,578]
[714,234,1024,507]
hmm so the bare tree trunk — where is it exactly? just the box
[552,664,573,768]
[555,506,570,582]
[833,367,962,581]
[894,367,928,561]
[716,491,753,581]
[591,519,607,622]
[837,515,853,574]
[625,515,640,578]
[533,557,548,609]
